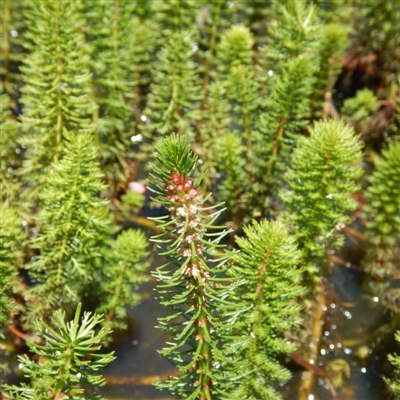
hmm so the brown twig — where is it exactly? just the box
[7,324,28,341]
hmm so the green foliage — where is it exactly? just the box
[341,88,379,132]
[0,0,27,94]
[3,1,400,397]
[226,64,260,150]
[84,0,137,188]
[197,0,236,77]
[148,134,241,399]
[119,190,145,219]
[312,0,354,25]
[128,17,157,108]
[96,229,149,331]
[386,331,400,396]
[257,56,316,193]
[212,26,261,219]
[24,132,114,327]
[151,0,199,39]
[311,23,348,119]
[363,140,400,279]
[217,25,254,73]
[262,1,320,71]
[0,207,26,340]
[19,0,94,201]
[214,133,248,223]
[201,81,231,176]
[141,32,201,148]
[355,0,400,74]
[225,220,303,400]
[0,83,21,206]
[3,304,115,399]
[280,119,363,285]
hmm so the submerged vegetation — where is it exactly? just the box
[1,0,399,399]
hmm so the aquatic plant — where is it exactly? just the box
[226,220,304,400]
[2,1,399,398]
[19,0,94,201]
[280,119,363,286]
[363,140,400,279]
[3,304,115,399]
[23,132,114,327]
[148,135,242,399]
[0,84,21,207]
[0,207,26,341]
[140,32,201,151]
[96,228,150,332]
[83,0,137,189]
[386,331,400,396]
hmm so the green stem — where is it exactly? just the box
[197,1,223,144]
[194,282,212,399]
[54,0,63,163]
[238,65,251,151]
[54,138,83,287]
[2,0,11,94]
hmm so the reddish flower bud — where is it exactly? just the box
[167,194,174,201]
[174,195,180,202]
[166,184,175,192]
[171,172,181,185]
[176,185,184,192]
[189,188,198,197]
[184,178,193,189]
[184,194,192,202]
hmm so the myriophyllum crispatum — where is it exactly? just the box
[225,220,304,400]
[280,119,363,286]
[363,140,400,279]
[148,134,243,400]
[3,304,115,399]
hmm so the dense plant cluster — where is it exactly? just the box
[1,0,399,399]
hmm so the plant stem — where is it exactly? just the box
[299,283,326,400]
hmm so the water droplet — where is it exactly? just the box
[361,367,367,373]
[326,194,333,199]
[140,115,147,121]
[10,30,18,37]
[131,134,143,142]
[268,70,274,76]
[373,296,379,303]
[344,310,352,319]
